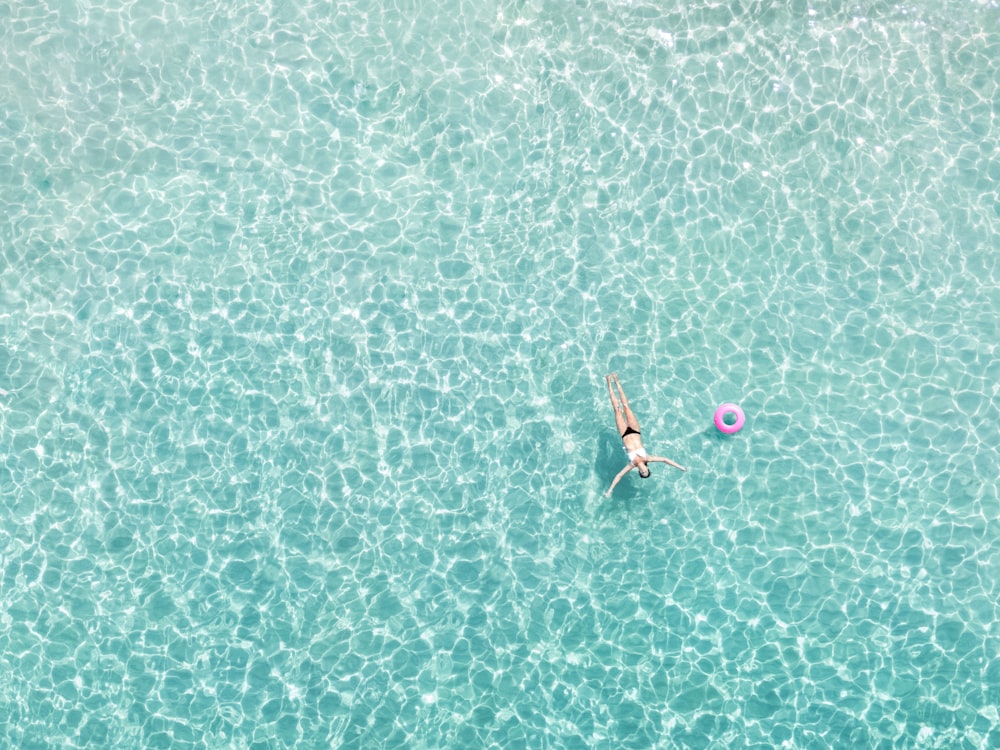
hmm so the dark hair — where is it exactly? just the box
[639,466,651,478]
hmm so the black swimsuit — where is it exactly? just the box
[621,426,641,439]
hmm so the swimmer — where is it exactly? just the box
[604,373,686,497]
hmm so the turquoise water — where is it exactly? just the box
[2,0,999,746]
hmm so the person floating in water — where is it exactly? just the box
[604,373,686,497]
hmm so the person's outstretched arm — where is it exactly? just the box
[649,455,687,471]
[605,464,633,497]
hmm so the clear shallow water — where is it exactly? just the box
[2,0,999,746]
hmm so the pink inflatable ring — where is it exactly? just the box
[714,403,745,434]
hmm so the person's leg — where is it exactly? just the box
[607,375,627,434]
[613,374,641,432]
